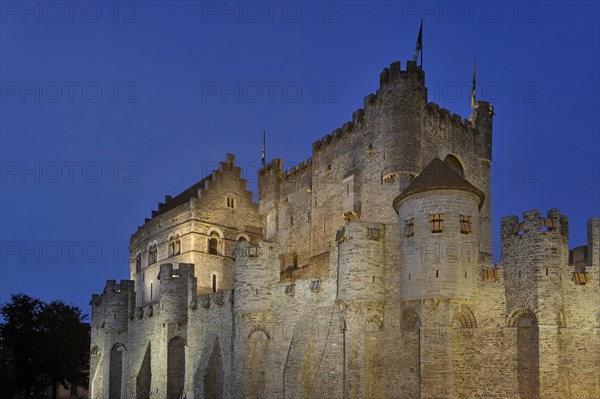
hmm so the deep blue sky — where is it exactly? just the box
[1,1,598,315]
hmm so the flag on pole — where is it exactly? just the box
[471,58,477,109]
[261,129,266,166]
[413,20,423,66]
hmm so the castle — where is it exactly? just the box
[89,57,600,399]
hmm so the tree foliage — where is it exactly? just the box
[0,293,90,399]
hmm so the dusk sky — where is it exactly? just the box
[1,1,598,316]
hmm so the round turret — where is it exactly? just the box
[393,158,484,301]
[378,60,427,186]
[337,222,385,302]
[158,263,195,325]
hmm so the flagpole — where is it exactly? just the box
[262,129,266,167]
[420,19,423,69]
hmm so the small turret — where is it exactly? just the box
[98,279,134,332]
[258,159,283,240]
[336,222,385,302]
[157,263,196,325]
[234,241,279,313]
[394,158,484,301]
[470,100,494,161]
[377,60,427,189]
[500,209,570,324]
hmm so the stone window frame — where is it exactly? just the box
[404,218,415,238]
[284,284,296,296]
[147,244,158,265]
[206,228,224,256]
[168,234,182,257]
[430,214,444,233]
[460,215,472,234]
[310,280,321,293]
[226,196,236,208]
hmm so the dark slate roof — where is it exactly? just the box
[393,158,485,211]
[155,176,210,218]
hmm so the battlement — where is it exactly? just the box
[312,120,358,153]
[283,158,312,180]
[311,59,424,155]
[103,279,134,295]
[569,218,600,269]
[91,279,134,332]
[501,209,569,240]
[426,102,476,133]
[157,262,195,281]
[259,158,283,176]
[378,60,425,89]
[234,241,279,312]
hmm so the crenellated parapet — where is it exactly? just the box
[90,279,135,332]
[234,241,279,313]
[157,263,197,325]
[501,208,569,252]
[499,209,592,326]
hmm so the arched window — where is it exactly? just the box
[212,274,217,293]
[169,235,181,256]
[444,154,465,177]
[208,232,220,255]
[148,245,157,265]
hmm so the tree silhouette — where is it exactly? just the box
[0,293,90,399]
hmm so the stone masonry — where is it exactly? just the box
[89,56,600,398]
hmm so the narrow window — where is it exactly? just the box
[150,282,153,301]
[436,270,439,278]
[404,218,415,238]
[545,268,548,276]
[148,245,157,265]
[519,270,522,278]
[212,274,217,293]
[208,232,220,255]
[292,253,298,268]
[408,273,411,281]
[175,238,181,255]
[135,254,141,272]
[226,197,235,208]
[460,215,472,234]
[430,214,444,233]
[372,275,375,283]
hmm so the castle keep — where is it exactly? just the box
[90,58,600,399]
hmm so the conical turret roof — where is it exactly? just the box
[393,158,485,212]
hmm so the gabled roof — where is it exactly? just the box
[154,176,210,217]
[393,158,485,211]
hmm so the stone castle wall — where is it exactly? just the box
[89,58,600,399]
